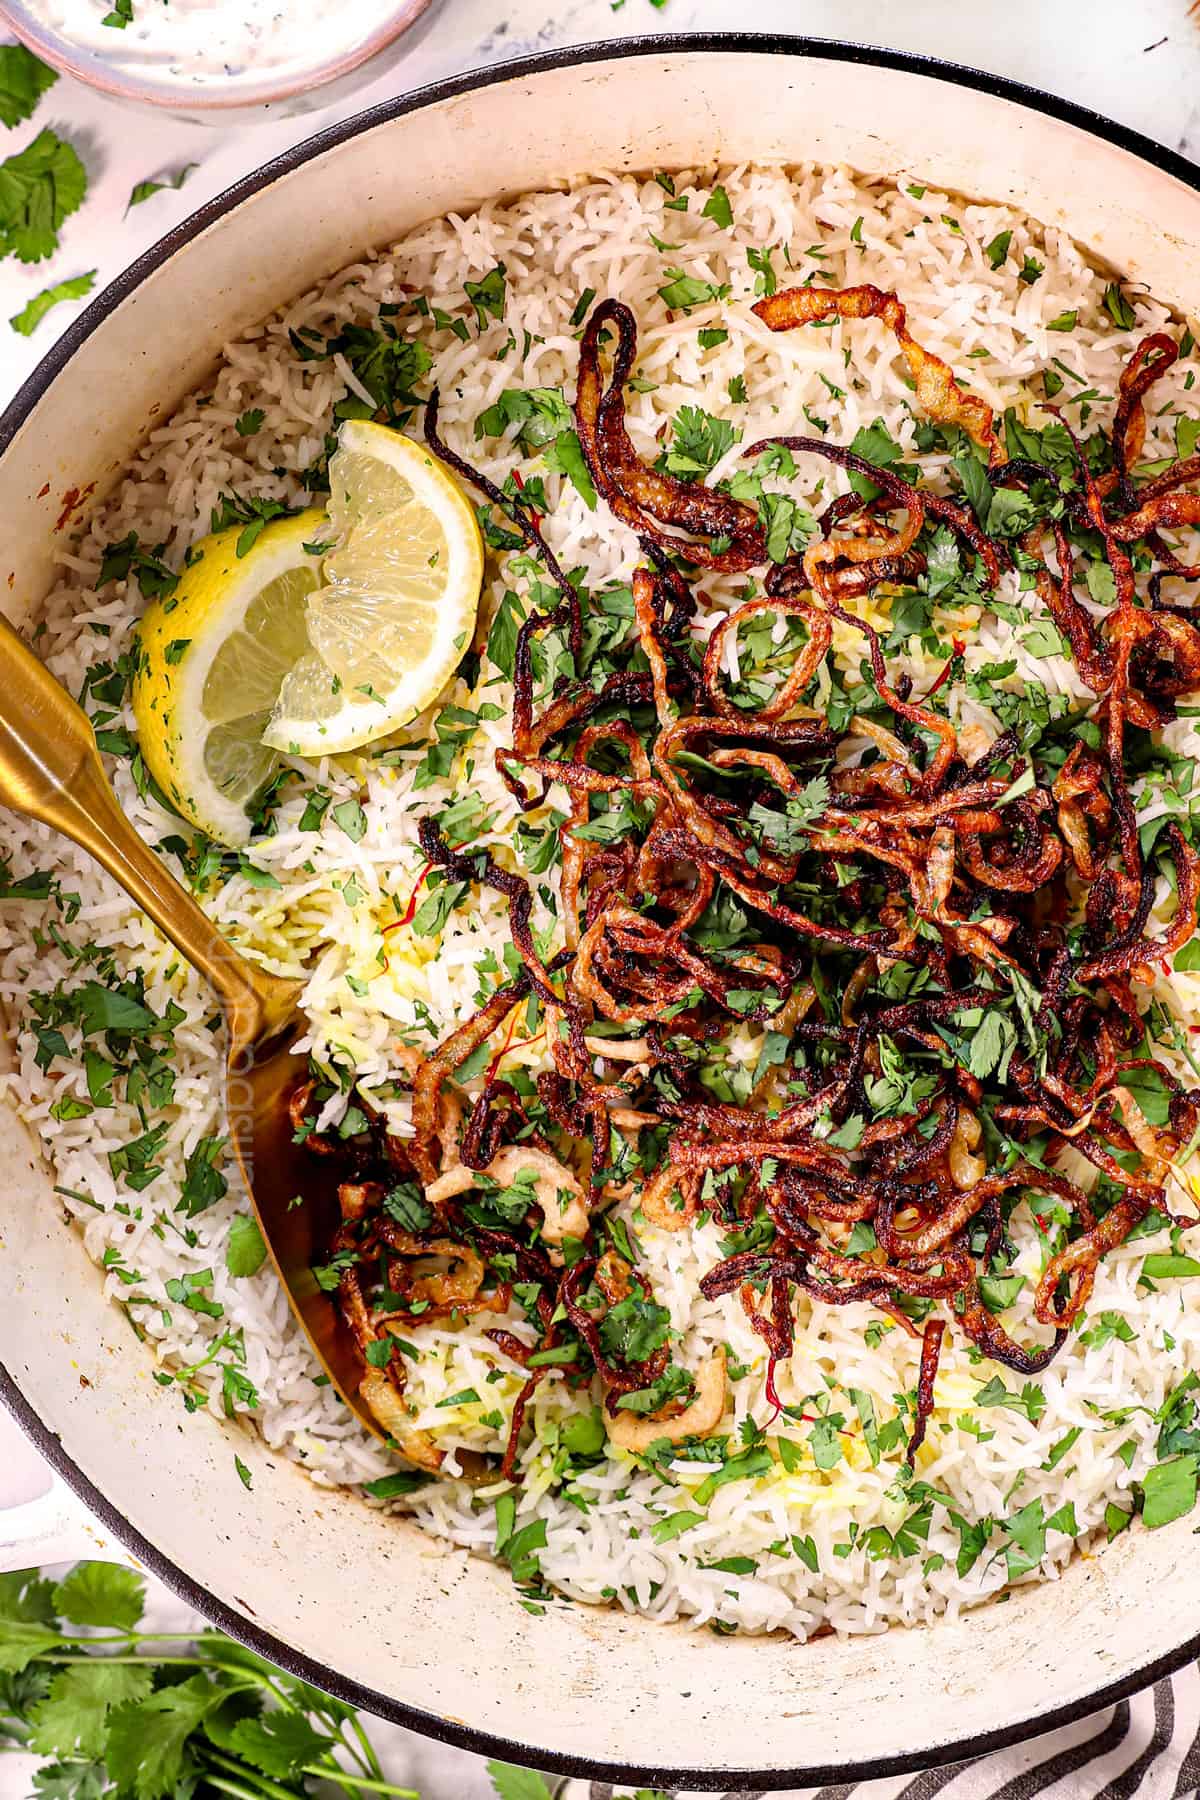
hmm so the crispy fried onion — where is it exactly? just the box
[299,305,1200,1488]
[753,283,1007,466]
[606,1349,728,1451]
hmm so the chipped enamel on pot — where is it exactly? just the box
[1,38,1199,1793]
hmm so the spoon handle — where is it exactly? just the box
[0,616,298,1049]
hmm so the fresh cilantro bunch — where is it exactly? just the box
[1,1561,423,1800]
[2,1561,614,1800]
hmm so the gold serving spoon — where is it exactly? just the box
[0,616,385,1441]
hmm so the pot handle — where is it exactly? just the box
[0,1476,121,1573]
[0,1409,126,1571]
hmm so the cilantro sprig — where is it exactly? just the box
[7,1564,577,1799]
[3,1563,425,1800]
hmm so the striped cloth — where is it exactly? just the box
[545,1663,1200,1800]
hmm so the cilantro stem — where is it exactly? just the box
[33,1652,204,1665]
[201,1775,273,1800]
[349,1713,387,1781]
[299,1769,420,1798]
[205,1749,316,1800]
[205,1747,419,1800]
[51,1628,204,1645]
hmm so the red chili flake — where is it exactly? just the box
[487,1026,546,1084]
[511,466,542,529]
[765,1355,783,1420]
[385,861,432,933]
[1034,1214,1051,1234]
[926,636,966,699]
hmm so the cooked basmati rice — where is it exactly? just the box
[3,162,1199,1642]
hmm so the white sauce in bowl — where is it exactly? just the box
[25,0,405,88]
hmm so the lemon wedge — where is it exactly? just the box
[131,509,326,846]
[129,422,483,846]
[262,421,484,758]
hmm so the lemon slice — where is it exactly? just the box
[262,421,484,758]
[129,423,483,846]
[131,510,326,846]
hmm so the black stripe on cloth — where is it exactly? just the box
[987,1700,1132,1800]
[1176,1679,1200,1798]
[808,1788,858,1800]
[895,1756,976,1800]
[1107,1680,1175,1800]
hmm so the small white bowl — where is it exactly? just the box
[0,0,435,122]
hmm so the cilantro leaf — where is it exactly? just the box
[1003,1497,1046,1578]
[663,404,738,478]
[746,775,830,854]
[984,229,1012,269]
[950,1511,994,1577]
[178,1134,228,1218]
[32,1763,108,1800]
[382,1182,432,1233]
[127,163,196,211]
[702,185,733,228]
[52,1562,144,1632]
[363,1468,433,1498]
[0,1619,64,1673]
[979,1272,1025,1314]
[694,1446,773,1505]
[1143,1455,1199,1528]
[73,982,158,1037]
[331,797,367,843]
[1102,282,1137,330]
[848,418,904,498]
[486,589,524,678]
[747,244,777,297]
[599,1294,671,1364]
[615,1362,695,1414]
[226,1213,268,1277]
[651,1509,706,1542]
[464,263,506,330]
[227,1709,333,1777]
[657,268,729,312]
[486,1764,556,1800]
[0,1570,57,1624]
[0,128,87,263]
[809,1413,844,1469]
[0,44,56,129]
[973,1376,1046,1424]
[964,1007,1017,1082]
[29,1663,152,1759]
[476,385,569,451]
[10,269,93,336]
[924,524,962,597]
[543,426,597,508]
[104,1674,223,1800]
[1142,1253,1200,1280]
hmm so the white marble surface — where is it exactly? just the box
[2,3,1200,1794]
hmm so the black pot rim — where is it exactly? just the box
[3,31,1199,1792]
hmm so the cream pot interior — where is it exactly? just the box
[2,39,1200,1791]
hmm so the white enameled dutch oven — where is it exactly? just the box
[1,37,1199,1793]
